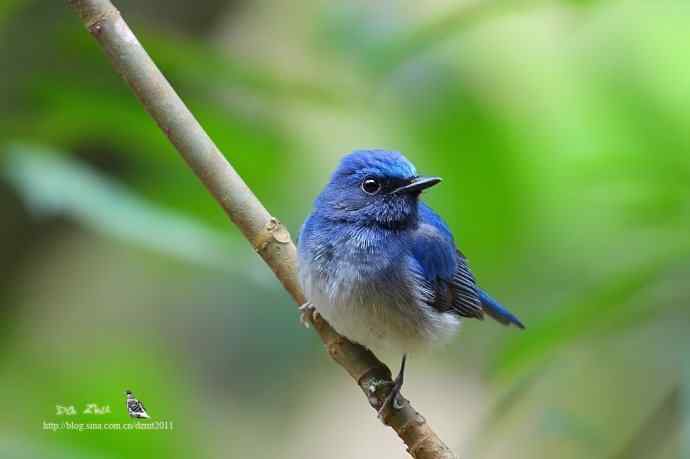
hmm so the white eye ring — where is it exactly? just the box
[361,178,381,195]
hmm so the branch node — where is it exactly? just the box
[254,217,291,253]
[76,1,120,32]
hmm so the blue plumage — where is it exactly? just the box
[479,289,525,329]
[298,150,524,414]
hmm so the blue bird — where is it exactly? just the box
[298,150,524,416]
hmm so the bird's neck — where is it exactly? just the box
[317,200,420,231]
[321,213,419,233]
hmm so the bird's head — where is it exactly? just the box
[315,150,441,229]
[125,390,132,397]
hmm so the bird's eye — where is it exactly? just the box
[361,178,382,195]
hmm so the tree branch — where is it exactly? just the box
[65,1,457,457]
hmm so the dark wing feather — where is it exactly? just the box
[128,399,146,413]
[414,251,483,320]
[448,250,484,320]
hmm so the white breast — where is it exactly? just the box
[299,256,461,355]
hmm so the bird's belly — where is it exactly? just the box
[301,263,460,354]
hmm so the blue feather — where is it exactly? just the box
[410,204,457,282]
[478,289,525,329]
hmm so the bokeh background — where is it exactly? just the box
[1,0,689,458]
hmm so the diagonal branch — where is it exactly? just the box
[65,1,457,457]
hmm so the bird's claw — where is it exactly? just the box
[299,302,318,328]
[377,383,404,420]
[377,355,407,421]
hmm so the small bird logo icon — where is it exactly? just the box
[125,390,150,419]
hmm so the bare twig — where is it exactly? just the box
[66,1,457,457]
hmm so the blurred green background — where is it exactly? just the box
[1,0,689,458]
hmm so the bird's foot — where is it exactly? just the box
[298,302,318,328]
[377,354,407,421]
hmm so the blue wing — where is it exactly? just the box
[410,204,483,319]
[410,204,524,328]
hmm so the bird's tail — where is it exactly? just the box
[479,289,525,329]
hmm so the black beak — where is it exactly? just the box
[393,176,442,194]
